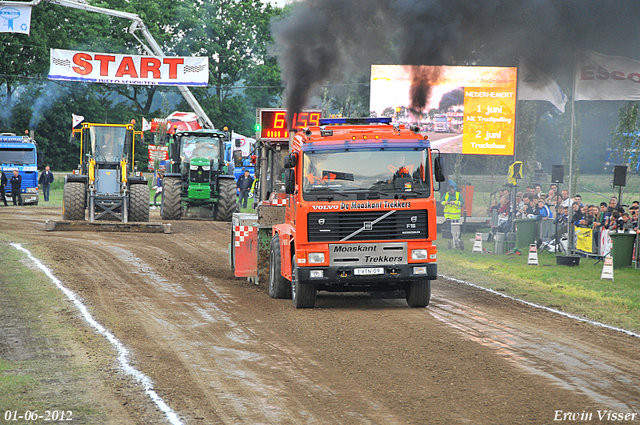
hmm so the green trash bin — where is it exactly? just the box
[514,218,538,251]
[609,232,636,269]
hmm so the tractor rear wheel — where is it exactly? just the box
[161,177,182,220]
[129,184,150,222]
[215,179,237,222]
[62,181,86,221]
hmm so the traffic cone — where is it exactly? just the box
[601,255,614,280]
[472,233,483,253]
[527,244,539,265]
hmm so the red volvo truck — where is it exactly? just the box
[232,116,445,308]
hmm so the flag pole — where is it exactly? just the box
[567,50,577,253]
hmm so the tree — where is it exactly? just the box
[171,0,284,134]
[611,101,640,172]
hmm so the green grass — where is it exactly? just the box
[437,231,640,331]
[0,245,108,421]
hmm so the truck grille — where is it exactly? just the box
[307,210,428,242]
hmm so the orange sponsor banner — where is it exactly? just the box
[462,86,516,155]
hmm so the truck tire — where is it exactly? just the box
[215,179,236,222]
[291,255,316,308]
[62,181,86,221]
[406,280,431,308]
[129,184,150,222]
[161,177,182,220]
[268,235,291,299]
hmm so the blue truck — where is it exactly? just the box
[224,139,256,180]
[0,133,40,205]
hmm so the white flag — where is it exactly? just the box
[0,3,32,34]
[142,117,151,132]
[72,114,84,128]
[574,49,640,101]
[518,57,567,113]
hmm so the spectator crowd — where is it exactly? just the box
[492,184,639,253]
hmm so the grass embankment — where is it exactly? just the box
[0,244,107,421]
[437,231,640,332]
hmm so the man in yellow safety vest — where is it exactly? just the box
[442,185,463,220]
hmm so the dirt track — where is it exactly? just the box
[1,206,639,424]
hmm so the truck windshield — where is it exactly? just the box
[303,149,430,200]
[91,126,127,162]
[181,137,220,162]
[0,148,36,164]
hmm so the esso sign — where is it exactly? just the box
[580,66,640,83]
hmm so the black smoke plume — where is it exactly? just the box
[271,0,640,126]
[439,88,464,112]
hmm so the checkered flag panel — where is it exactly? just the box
[234,225,255,247]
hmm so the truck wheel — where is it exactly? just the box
[268,235,291,299]
[129,184,150,222]
[215,179,237,222]
[406,280,431,308]
[291,255,316,308]
[62,181,86,221]
[161,177,182,220]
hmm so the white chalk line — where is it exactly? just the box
[11,243,183,425]
[439,273,640,340]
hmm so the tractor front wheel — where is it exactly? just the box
[62,181,86,221]
[215,179,237,222]
[129,183,150,222]
[161,177,183,220]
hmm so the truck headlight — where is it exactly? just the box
[26,187,38,193]
[190,165,199,170]
[202,166,211,171]
[411,249,428,260]
[308,252,325,264]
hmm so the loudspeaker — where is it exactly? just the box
[613,165,627,187]
[551,165,564,183]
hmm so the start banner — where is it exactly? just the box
[49,49,208,87]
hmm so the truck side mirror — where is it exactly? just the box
[233,150,243,167]
[284,168,295,194]
[434,156,445,182]
[284,153,297,169]
[234,138,242,148]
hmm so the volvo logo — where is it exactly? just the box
[318,218,325,225]
[364,221,373,230]
[411,216,418,223]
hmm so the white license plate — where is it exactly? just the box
[354,267,384,276]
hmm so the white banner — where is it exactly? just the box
[49,49,209,87]
[575,49,640,101]
[518,57,567,113]
[0,3,32,34]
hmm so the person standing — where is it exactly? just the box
[442,184,463,221]
[152,172,163,208]
[38,165,54,202]
[0,169,8,206]
[10,170,23,206]
[236,169,254,209]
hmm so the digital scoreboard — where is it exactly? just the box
[258,109,324,141]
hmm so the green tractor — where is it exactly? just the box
[159,129,237,221]
[63,122,149,222]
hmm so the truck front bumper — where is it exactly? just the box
[8,193,38,204]
[296,263,437,291]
